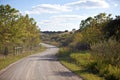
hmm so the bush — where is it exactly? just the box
[89,39,120,80]
[70,52,92,66]
[57,47,71,58]
[104,65,120,80]
[91,39,120,66]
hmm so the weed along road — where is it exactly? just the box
[0,43,82,80]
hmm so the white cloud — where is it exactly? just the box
[65,0,109,9]
[39,21,80,31]
[114,3,118,7]
[40,15,86,24]
[23,0,111,31]
[24,0,110,15]
[51,15,86,23]
[24,4,71,14]
[38,15,87,31]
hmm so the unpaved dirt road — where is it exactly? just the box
[0,43,82,80]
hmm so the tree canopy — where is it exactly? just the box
[0,4,41,55]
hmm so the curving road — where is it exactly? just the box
[0,43,82,80]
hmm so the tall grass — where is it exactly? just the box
[70,52,92,66]
[58,48,104,80]
[90,39,120,80]
[91,39,120,66]
[57,47,71,58]
[58,39,120,80]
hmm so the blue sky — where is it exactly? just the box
[1,0,120,31]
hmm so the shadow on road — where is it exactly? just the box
[29,54,58,62]
[54,71,77,77]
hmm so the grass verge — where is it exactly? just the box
[0,46,46,71]
[61,60,104,80]
[58,49,105,80]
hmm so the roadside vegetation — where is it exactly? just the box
[0,4,41,56]
[56,13,120,80]
[57,48,105,80]
[41,30,73,47]
[58,49,104,80]
[0,5,42,70]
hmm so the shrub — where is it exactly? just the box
[91,39,120,66]
[57,47,71,58]
[90,39,120,80]
[70,52,91,66]
[104,65,120,80]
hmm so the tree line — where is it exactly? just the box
[54,13,120,49]
[0,4,41,55]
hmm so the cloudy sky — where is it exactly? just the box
[1,0,120,31]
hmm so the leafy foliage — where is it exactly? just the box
[91,39,120,67]
[41,31,73,47]
[103,16,120,41]
[57,13,120,80]
[0,4,40,55]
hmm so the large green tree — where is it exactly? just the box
[0,4,41,55]
[0,4,19,55]
[78,13,112,44]
[103,16,120,41]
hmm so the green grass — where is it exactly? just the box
[61,60,104,80]
[58,50,105,80]
[0,46,45,70]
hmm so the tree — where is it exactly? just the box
[79,17,93,31]
[78,13,112,43]
[103,16,120,41]
[0,4,41,55]
[69,13,113,51]
[0,4,19,55]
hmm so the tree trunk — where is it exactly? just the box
[4,46,8,55]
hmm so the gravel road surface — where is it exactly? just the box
[0,43,82,80]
